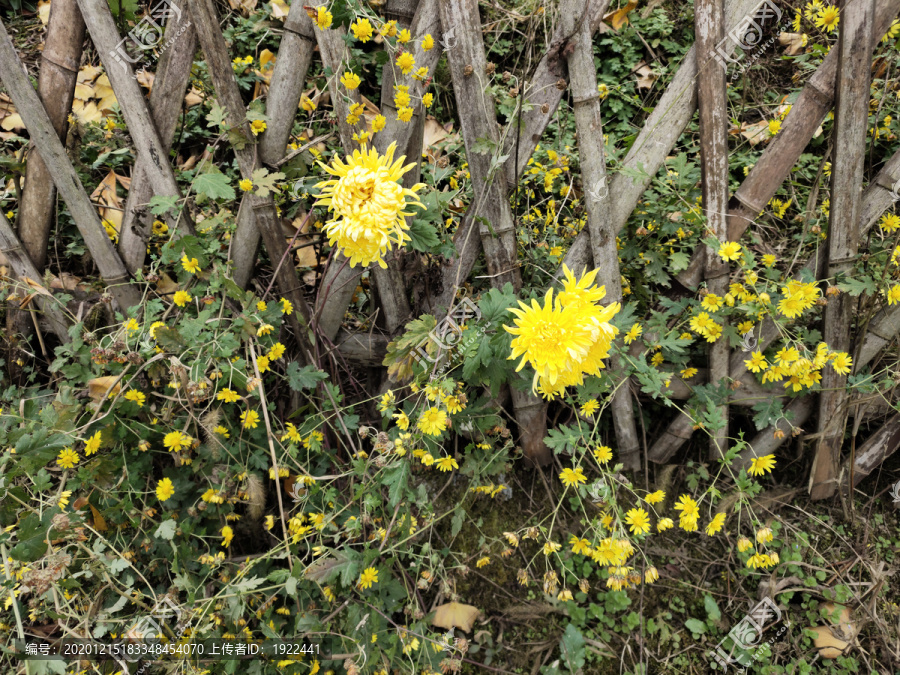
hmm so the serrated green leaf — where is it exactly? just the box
[192,172,236,201]
[285,362,329,391]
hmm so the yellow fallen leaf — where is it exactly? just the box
[432,602,480,633]
[89,504,108,531]
[779,32,807,56]
[88,376,121,401]
[270,0,289,19]
[603,0,639,30]
[260,49,276,71]
[0,113,25,131]
[77,65,101,84]
[72,99,102,125]
[38,0,52,26]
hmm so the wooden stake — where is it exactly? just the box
[118,12,198,273]
[18,0,85,271]
[74,0,194,237]
[191,0,314,361]
[738,304,900,470]
[0,211,71,343]
[314,0,442,341]
[258,2,316,167]
[650,145,900,465]
[676,0,900,289]
[695,0,730,460]
[0,18,140,311]
[812,0,875,500]
[559,0,640,469]
[439,0,550,466]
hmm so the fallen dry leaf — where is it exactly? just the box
[432,602,480,632]
[72,99,102,125]
[779,32,807,56]
[634,62,658,90]
[603,0,638,30]
[156,273,180,296]
[1,113,25,131]
[270,0,289,19]
[732,119,770,146]
[810,626,850,659]
[38,0,52,26]
[227,0,258,16]
[88,376,121,401]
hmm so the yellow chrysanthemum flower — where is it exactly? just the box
[350,18,374,42]
[417,407,448,435]
[505,266,619,398]
[748,454,777,476]
[156,478,175,502]
[314,143,425,268]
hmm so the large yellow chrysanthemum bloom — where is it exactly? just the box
[314,142,425,268]
[505,265,620,399]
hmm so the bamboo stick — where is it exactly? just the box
[190,0,314,360]
[649,144,900,465]
[118,12,198,274]
[737,303,900,469]
[316,0,441,340]
[812,0,875,501]
[840,414,900,491]
[676,0,900,289]
[439,0,549,467]
[184,0,262,289]
[501,0,611,189]
[74,0,194,238]
[18,0,85,271]
[695,0,730,460]
[258,2,316,167]
[367,0,421,335]
[558,0,763,280]
[0,19,140,311]
[559,0,640,469]
[0,211,71,343]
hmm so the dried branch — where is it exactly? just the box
[812,0,875,500]
[0,18,140,311]
[118,11,197,274]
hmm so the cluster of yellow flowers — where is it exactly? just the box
[505,266,621,399]
[555,452,779,581]
[746,342,852,392]
[321,10,435,131]
[314,143,425,268]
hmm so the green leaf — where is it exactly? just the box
[149,195,179,216]
[407,220,441,252]
[382,462,410,508]
[154,520,177,540]
[560,624,586,672]
[836,275,877,297]
[251,168,286,198]
[206,101,228,129]
[704,594,721,621]
[285,362,329,391]
[669,250,690,272]
[192,172,236,201]
[232,576,266,593]
[451,506,464,538]
[684,618,706,635]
